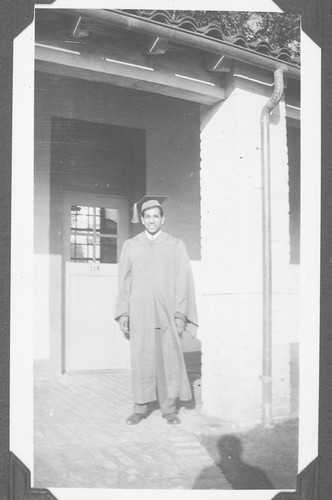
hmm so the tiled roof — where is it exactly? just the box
[124,10,300,66]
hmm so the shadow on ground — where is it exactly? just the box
[194,434,274,489]
[195,419,299,490]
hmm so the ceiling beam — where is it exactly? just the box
[35,44,225,106]
[71,16,90,39]
[144,36,168,55]
[206,55,232,73]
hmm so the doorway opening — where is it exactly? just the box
[49,117,146,373]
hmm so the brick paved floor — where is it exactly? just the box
[33,353,233,490]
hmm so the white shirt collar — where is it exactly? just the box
[145,230,162,240]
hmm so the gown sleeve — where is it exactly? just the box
[114,240,132,321]
[175,240,198,330]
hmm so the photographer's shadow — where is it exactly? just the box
[194,434,274,490]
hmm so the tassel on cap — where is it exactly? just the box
[131,202,139,223]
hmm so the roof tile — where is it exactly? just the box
[124,9,298,66]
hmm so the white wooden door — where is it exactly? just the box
[63,192,130,371]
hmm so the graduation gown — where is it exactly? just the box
[115,231,198,404]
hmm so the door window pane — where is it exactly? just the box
[100,236,117,264]
[70,205,118,263]
[70,233,94,262]
[100,208,118,236]
[71,205,94,232]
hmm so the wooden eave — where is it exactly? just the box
[34,9,300,106]
[35,9,225,106]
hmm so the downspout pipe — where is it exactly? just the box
[72,9,300,80]
[260,68,284,428]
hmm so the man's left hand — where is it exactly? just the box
[175,317,185,336]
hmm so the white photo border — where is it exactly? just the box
[10,1,320,499]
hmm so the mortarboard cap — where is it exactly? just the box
[131,195,168,223]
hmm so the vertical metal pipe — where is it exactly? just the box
[260,68,284,428]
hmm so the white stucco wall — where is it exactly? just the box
[200,81,294,429]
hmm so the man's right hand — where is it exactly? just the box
[119,315,130,338]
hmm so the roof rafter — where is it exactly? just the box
[70,9,300,80]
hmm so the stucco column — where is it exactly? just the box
[200,82,291,430]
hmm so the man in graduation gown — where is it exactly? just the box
[115,196,198,425]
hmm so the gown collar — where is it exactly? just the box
[145,230,162,240]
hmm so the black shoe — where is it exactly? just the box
[163,413,180,425]
[126,413,147,425]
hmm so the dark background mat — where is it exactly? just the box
[0,1,331,499]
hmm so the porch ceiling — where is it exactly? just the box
[35,9,226,105]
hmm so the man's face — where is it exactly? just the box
[141,207,165,234]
